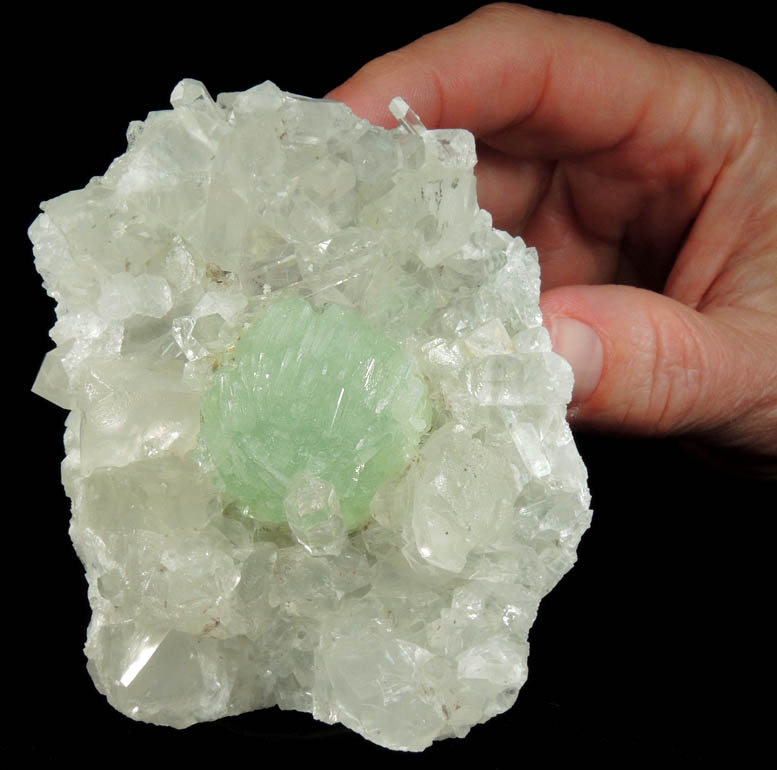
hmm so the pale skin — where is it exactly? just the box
[328,3,777,465]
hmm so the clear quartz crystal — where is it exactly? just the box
[31,79,592,751]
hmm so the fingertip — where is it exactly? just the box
[325,82,392,128]
[541,284,731,437]
[545,316,604,404]
[327,52,442,129]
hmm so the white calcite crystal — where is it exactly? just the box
[31,80,592,751]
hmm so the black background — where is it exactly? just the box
[15,2,774,763]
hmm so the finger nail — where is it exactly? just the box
[546,317,603,404]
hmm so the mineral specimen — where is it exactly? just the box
[30,79,592,751]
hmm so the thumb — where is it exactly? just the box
[540,284,773,449]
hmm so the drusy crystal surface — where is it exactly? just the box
[31,80,592,751]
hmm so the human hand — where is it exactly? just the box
[328,3,777,464]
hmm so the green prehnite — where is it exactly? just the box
[200,298,431,529]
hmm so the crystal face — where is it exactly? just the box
[30,80,592,751]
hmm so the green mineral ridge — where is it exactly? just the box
[200,298,431,529]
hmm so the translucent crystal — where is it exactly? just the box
[31,80,592,751]
[284,476,347,556]
[389,96,427,135]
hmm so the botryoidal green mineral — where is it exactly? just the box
[200,298,430,529]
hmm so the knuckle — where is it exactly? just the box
[648,312,709,433]
[616,306,710,435]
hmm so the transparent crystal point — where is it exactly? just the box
[389,96,427,134]
[284,477,347,556]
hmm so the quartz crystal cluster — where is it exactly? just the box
[31,80,592,751]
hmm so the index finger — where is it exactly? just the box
[327,3,680,159]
